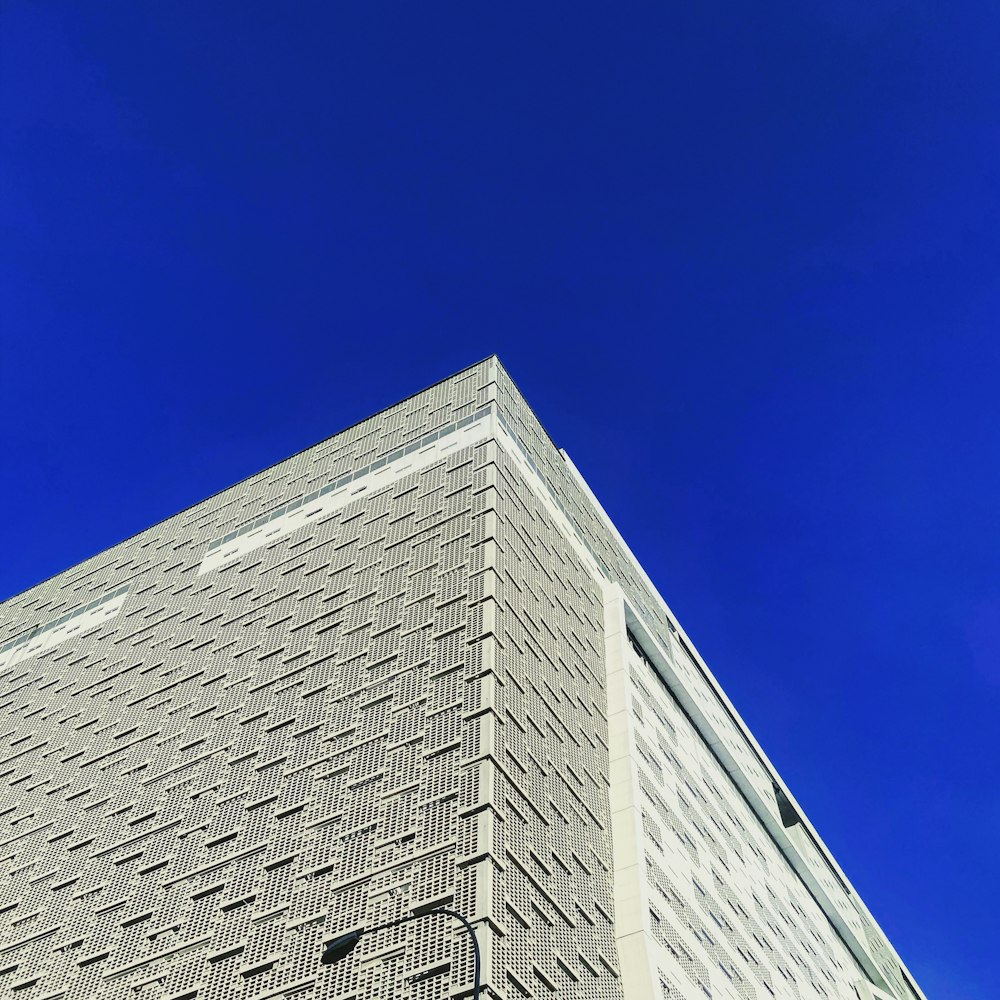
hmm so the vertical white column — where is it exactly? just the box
[603,580,658,1000]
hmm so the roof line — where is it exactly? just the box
[1,354,499,606]
[489,355,565,457]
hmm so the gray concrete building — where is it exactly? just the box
[0,358,922,1000]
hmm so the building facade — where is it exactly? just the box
[0,358,922,1000]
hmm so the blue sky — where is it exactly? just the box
[2,4,998,996]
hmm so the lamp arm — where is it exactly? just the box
[432,907,481,1000]
[356,907,481,999]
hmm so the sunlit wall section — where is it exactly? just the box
[0,359,543,1000]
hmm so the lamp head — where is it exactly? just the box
[321,931,362,965]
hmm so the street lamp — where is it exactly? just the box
[321,906,481,999]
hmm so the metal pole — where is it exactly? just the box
[429,908,481,1000]
[324,907,481,999]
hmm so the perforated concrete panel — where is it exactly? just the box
[0,358,923,1000]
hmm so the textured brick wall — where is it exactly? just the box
[0,361,508,1000]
